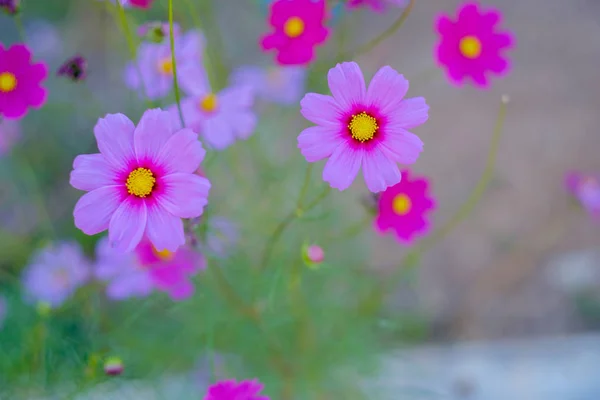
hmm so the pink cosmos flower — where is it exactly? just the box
[231,65,306,105]
[204,379,269,400]
[374,169,435,243]
[21,241,91,308]
[0,44,48,119]
[565,171,600,218]
[0,118,20,156]
[129,0,153,8]
[298,61,428,192]
[95,236,205,300]
[124,30,204,100]
[70,108,211,253]
[435,2,515,88]
[347,0,408,12]
[260,0,329,65]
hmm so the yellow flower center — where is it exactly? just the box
[126,168,156,198]
[0,72,17,92]
[284,17,305,38]
[392,193,412,216]
[459,35,482,59]
[199,93,218,113]
[348,112,378,142]
[152,246,173,261]
[157,58,173,75]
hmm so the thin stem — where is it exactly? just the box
[168,0,185,128]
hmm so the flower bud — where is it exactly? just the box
[104,356,124,376]
[302,244,324,268]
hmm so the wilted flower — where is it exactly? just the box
[231,65,306,105]
[0,0,19,15]
[0,118,20,156]
[57,55,88,82]
[70,109,211,253]
[298,61,428,192]
[204,379,269,400]
[565,171,600,218]
[346,0,408,12]
[104,356,124,376]
[138,21,181,43]
[21,241,91,308]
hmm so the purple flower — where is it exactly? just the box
[230,65,306,105]
[57,55,88,82]
[0,0,19,15]
[0,118,20,156]
[566,171,600,218]
[0,295,7,330]
[21,241,91,308]
[204,379,269,400]
[124,30,205,100]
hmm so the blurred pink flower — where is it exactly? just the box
[347,0,408,12]
[95,236,205,300]
[435,2,515,88]
[204,379,269,400]
[0,118,20,155]
[374,169,435,243]
[230,65,306,105]
[260,0,329,65]
[302,244,324,267]
[21,242,91,308]
[124,30,204,100]
[298,62,428,192]
[70,109,211,253]
[129,0,153,9]
[0,44,48,120]
[565,171,600,218]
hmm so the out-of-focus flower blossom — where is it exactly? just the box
[435,1,515,88]
[199,216,239,258]
[0,118,20,156]
[95,236,205,300]
[57,55,88,82]
[204,379,269,400]
[374,169,435,244]
[231,65,306,105]
[104,356,124,376]
[302,244,324,268]
[346,0,408,12]
[0,44,48,120]
[298,61,428,192]
[168,69,256,151]
[25,20,63,61]
[0,0,19,15]
[137,21,181,43]
[124,30,204,100]
[565,171,600,218]
[21,242,91,308]
[261,0,329,65]
[129,0,154,8]
[70,109,211,253]
[0,295,7,330]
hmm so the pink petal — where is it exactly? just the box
[94,114,136,169]
[219,85,254,109]
[327,62,366,110]
[134,108,179,163]
[168,281,194,300]
[155,128,206,174]
[391,97,429,129]
[362,146,402,192]
[108,197,147,253]
[322,142,363,191]
[366,65,409,113]
[26,86,47,109]
[28,63,48,83]
[435,15,454,35]
[145,201,185,252]
[297,125,343,162]
[74,186,123,235]
[300,93,342,127]
[379,129,423,164]
[70,154,119,191]
[157,173,210,218]
[202,117,235,150]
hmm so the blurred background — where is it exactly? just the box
[1,0,600,399]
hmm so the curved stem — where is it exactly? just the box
[168,0,185,128]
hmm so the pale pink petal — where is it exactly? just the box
[70,154,119,191]
[108,197,147,253]
[322,142,363,191]
[297,125,343,162]
[390,97,429,129]
[94,114,136,169]
[74,186,123,235]
[379,129,423,164]
[134,108,180,163]
[327,62,366,109]
[219,85,254,109]
[300,93,342,127]
[202,117,235,150]
[106,273,153,300]
[145,202,185,252]
[366,66,409,113]
[157,173,210,218]
[155,128,206,174]
[362,146,402,192]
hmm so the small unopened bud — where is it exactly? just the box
[302,244,324,268]
[104,356,124,376]
[0,0,20,15]
[57,55,87,82]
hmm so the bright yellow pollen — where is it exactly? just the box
[158,58,173,75]
[152,246,173,260]
[126,168,156,198]
[459,35,482,59]
[0,72,17,92]
[392,194,412,216]
[284,17,305,38]
[348,112,378,142]
[199,93,218,112]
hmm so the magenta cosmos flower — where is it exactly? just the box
[231,65,306,105]
[347,0,408,12]
[124,30,204,100]
[21,241,91,308]
[298,62,428,192]
[0,44,47,119]
[204,379,269,400]
[435,2,515,88]
[374,169,435,243]
[565,171,600,218]
[260,0,329,65]
[70,108,211,253]
[0,118,20,156]
[95,236,205,300]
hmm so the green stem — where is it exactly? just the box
[168,0,185,128]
